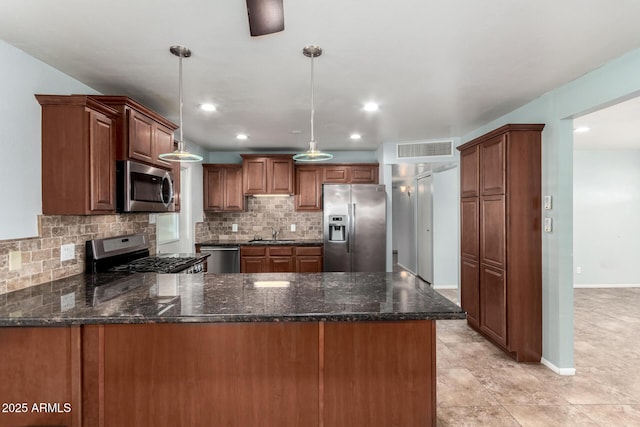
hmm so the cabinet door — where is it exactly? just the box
[296,256,323,273]
[154,123,175,168]
[460,198,479,261]
[241,257,268,273]
[269,158,294,194]
[480,135,506,195]
[460,146,479,197]
[89,109,116,212]
[128,109,154,163]
[203,166,224,211]
[323,166,349,183]
[243,158,268,194]
[296,166,322,211]
[480,265,507,348]
[224,166,245,211]
[460,258,479,329]
[480,195,506,270]
[269,256,295,272]
[350,165,378,183]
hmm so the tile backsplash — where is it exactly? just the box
[196,197,322,242]
[0,214,154,295]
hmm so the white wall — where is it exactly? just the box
[0,39,99,240]
[460,47,640,373]
[573,149,640,286]
[432,167,459,288]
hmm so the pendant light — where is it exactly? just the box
[158,45,203,163]
[293,45,333,162]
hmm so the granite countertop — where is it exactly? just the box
[197,239,323,247]
[0,272,465,327]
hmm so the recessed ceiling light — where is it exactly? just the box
[573,126,590,133]
[363,102,379,112]
[350,133,362,140]
[236,134,248,140]
[199,103,216,112]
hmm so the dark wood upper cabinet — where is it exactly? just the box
[295,166,323,211]
[241,154,294,195]
[37,95,118,215]
[457,123,544,363]
[460,198,479,261]
[295,163,379,212]
[203,164,245,212]
[322,164,378,184]
[480,134,506,196]
[90,96,178,170]
[460,145,479,197]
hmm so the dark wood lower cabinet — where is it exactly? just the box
[479,264,507,348]
[0,321,436,427]
[241,245,323,273]
[0,327,82,427]
[460,258,480,328]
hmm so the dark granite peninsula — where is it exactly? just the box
[0,272,464,427]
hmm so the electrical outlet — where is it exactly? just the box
[9,251,22,271]
[60,243,75,261]
[232,223,238,232]
[576,266,582,274]
[543,217,552,233]
[60,292,75,312]
[291,224,296,232]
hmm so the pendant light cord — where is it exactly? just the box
[310,52,315,144]
[178,53,184,144]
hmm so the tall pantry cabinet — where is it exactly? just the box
[457,124,544,363]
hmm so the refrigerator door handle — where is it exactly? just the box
[351,203,356,255]
[346,203,351,253]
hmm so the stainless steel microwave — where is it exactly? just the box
[116,160,174,212]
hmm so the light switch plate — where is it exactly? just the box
[60,243,75,261]
[232,223,238,232]
[544,217,552,233]
[9,251,22,271]
[60,292,75,312]
[291,224,296,232]
[544,195,552,210]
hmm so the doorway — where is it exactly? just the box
[416,175,433,283]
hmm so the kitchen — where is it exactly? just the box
[2,1,640,425]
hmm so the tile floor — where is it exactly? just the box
[435,287,640,426]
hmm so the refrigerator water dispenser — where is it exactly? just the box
[328,215,346,242]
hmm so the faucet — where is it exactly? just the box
[271,227,280,240]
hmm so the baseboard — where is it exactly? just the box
[541,357,576,376]
[574,283,640,288]
[433,284,458,290]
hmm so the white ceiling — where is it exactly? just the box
[2,1,640,154]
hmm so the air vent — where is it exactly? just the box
[397,141,453,158]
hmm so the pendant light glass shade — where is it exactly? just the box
[293,45,333,162]
[158,45,203,163]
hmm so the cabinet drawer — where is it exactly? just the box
[295,246,322,256]
[268,246,294,256]
[241,246,267,256]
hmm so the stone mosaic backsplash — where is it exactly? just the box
[196,196,322,242]
[0,214,154,295]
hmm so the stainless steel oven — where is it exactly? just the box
[117,160,174,212]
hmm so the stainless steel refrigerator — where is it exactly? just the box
[323,184,387,272]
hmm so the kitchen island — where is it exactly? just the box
[0,272,464,427]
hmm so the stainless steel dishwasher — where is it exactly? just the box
[199,246,240,273]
